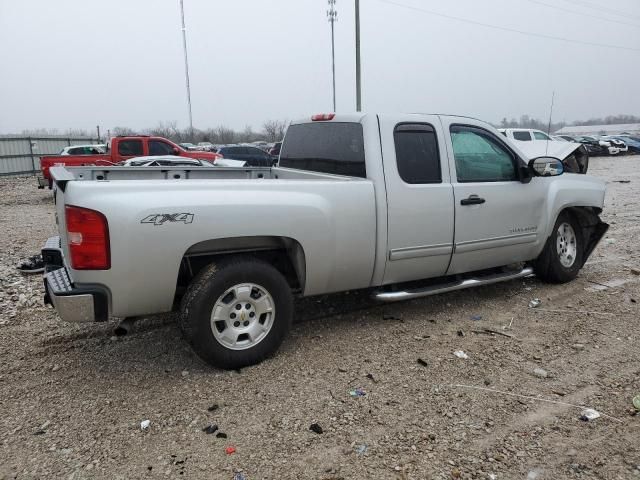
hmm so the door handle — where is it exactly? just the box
[460,195,485,206]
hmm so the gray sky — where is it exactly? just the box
[1,0,639,133]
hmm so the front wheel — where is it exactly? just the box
[533,212,584,283]
[180,257,293,369]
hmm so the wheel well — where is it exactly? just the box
[173,236,306,306]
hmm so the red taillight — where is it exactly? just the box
[65,205,110,270]
[311,113,335,121]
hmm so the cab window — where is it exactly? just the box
[118,140,143,156]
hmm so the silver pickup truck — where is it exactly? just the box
[43,113,608,369]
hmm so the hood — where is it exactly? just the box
[510,139,582,162]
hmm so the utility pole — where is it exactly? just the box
[355,0,361,112]
[96,125,101,142]
[179,0,194,138]
[328,0,338,112]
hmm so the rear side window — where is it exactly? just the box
[280,122,366,178]
[118,140,143,156]
[393,123,441,184]
[513,131,532,141]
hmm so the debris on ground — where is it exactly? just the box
[309,423,323,434]
[140,420,151,431]
[633,395,640,411]
[233,473,246,480]
[225,446,236,455]
[457,329,465,337]
[202,424,219,434]
[473,328,515,338]
[417,358,428,367]
[383,314,402,321]
[580,408,601,421]
[365,373,377,383]
[470,314,482,321]
[527,469,543,480]
[528,298,541,308]
[630,268,640,276]
[533,368,548,379]
[355,444,367,455]
[207,404,219,412]
[349,387,366,397]
[216,432,228,439]
[453,350,468,359]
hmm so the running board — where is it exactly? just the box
[373,267,534,303]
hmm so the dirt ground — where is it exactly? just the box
[0,157,639,480]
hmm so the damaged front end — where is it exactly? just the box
[569,207,609,266]
[516,142,590,174]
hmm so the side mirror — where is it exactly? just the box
[528,157,564,177]
[172,147,180,155]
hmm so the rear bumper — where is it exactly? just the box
[42,236,109,323]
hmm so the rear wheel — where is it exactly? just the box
[180,257,293,369]
[533,212,584,283]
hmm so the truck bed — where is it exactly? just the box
[51,165,364,184]
[50,164,378,317]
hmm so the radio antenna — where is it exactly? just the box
[545,91,555,155]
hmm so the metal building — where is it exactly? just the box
[554,124,640,136]
[0,135,100,176]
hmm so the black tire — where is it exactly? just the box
[533,211,584,283]
[180,257,293,369]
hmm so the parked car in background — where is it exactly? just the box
[551,136,568,142]
[576,136,619,156]
[557,135,578,142]
[60,144,106,155]
[612,136,640,154]
[599,136,628,154]
[269,141,282,157]
[38,136,220,188]
[499,128,553,142]
[217,145,276,166]
[197,142,215,152]
[179,142,198,151]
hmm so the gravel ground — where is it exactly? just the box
[0,157,639,480]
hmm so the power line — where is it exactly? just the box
[524,0,640,28]
[562,0,640,21]
[374,0,640,53]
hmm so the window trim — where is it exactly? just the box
[449,124,523,183]
[393,122,442,185]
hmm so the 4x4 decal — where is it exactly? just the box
[141,213,194,226]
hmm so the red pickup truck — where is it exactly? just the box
[38,136,220,188]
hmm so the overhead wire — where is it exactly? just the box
[523,0,640,28]
[374,0,640,53]
[561,0,640,21]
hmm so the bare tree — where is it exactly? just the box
[262,119,288,142]
[212,126,236,144]
[147,121,181,142]
[112,126,137,136]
